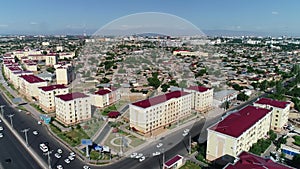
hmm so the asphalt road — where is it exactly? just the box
[0,94,86,169]
[93,124,111,144]
[0,117,41,169]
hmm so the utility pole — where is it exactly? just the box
[189,133,192,154]
[44,150,53,169]
[7,114,14,128]
[21,128,30,146]
[0,105,4,116]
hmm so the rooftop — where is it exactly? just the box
[95,89,111,95]
[187,86,211,92]
[209,105,271,138]
[164,155,183,168]
[20,75,46,83]
[56,92,89,101]
[132,91,189,109]
[224,151,294,169]
[39,84,67,92]
[255,98,290,109]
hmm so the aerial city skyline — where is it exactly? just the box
[1,0,300,36]
[0,1,300,169]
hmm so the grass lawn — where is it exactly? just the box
[180,161,201,169]
[30,103,45,114]
[102,105,117,116]
[293,135,300,146]
[50,124,89,147]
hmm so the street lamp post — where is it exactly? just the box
[21,128,30,146]
[0,105,4,116]
[7,114,14,128]
[44,150,53,169]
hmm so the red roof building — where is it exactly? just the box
[108,111,120,118]
[255,98,290,109]
[224,151,294,169]
[39,84,67,92]
[187,86,211,92]
[56,92,89,101]
[95,89,111,95]
[209,105,271,138]
[164,155,184,169]
[132,91,189,109]
[20,75,45,83]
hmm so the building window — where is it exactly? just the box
[275,115,278,117]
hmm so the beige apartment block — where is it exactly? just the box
[184,86,213,112]
[19,75,48,101]
[206,105,272,161]
[130,91,192,135]
[56,66,75,85]
[254,98,290,132]
[55,92,91,126]
[38,84,69,113]
[91,87,121,108]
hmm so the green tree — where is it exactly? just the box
[292,154,300,166]
[161,84,170,92]
[147,77,160,89]
[237,92,249,101]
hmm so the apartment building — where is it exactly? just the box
[254,98,290,132]
[184,86,213,112]
[45,54,58,66]
[55,92,91,126]
[56,65,75,85]
[91,87,121,108]
[10,71,33,89]
[130,91,192,135]
[206,105,272,161]
[19,75,48,100]
[38,84,69,113]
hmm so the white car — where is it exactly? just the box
[83,165,90,169]
[182,132,188,137]
[56,165,63,169]
[0,126,3,131]
[0,133,3,138]
[39,143,48,153]
[135,153,143,159]
[152,151,161,156]
[0,119,2,122]
[156,143,163,148]
[38,121,42,125]
[64,159,70,164]
[33,130,39,135]
[184,129,190,133]
[139,156,146,162]
[55,153,62,159]
[68,155,75,161]
[130,152,137,158]
[70,152,76,157]
[57,149,63,154]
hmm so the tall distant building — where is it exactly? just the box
[254,98,290,132]
[56,65,75,85]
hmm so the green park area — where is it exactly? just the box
[180,161,201,169]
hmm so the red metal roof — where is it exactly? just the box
[8,66,22,71]
[56,92,89,101]
[225,151,294,169]
[108,111,120,118]
[209,105,271,138]
[187,86,211,92]
[95,89,111,95]
[164,155,183,168]
[20,75,46,83]
[39,84,67,92]
[255,98,290,109]
[132,91,190,108]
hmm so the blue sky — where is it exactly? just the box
[0,0,299,36]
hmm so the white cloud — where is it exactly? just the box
[0,24,8,27]
[271,11,279,15]
[30,22,38,25]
